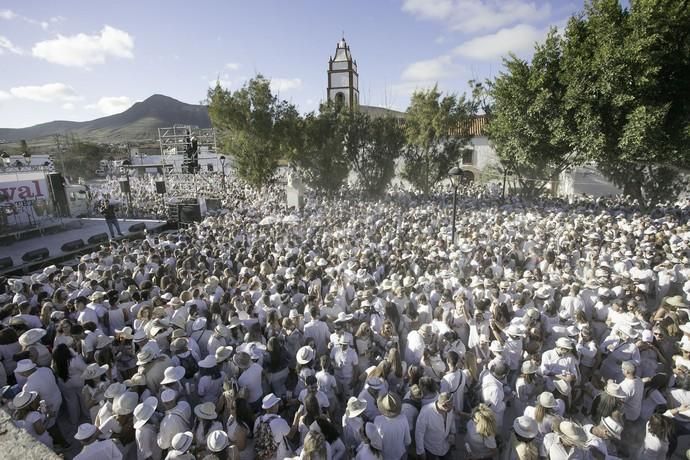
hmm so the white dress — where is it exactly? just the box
[16,411,53,448]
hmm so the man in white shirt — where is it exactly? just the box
[619,360,644,445]
[374,392,411,460]
[415,392,455,459]
[481,361,508,430]
[330,336,358,397]
[303,306,330,356]
[540,337,579,392]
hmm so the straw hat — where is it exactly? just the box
[170,337,189,353]
[215,346,233,363]
[12,390,38,410]
[115,327,134,340]
[74,423,98,441]
[513,416,538,439]
[558,421,587,447]
[15,359,36,374]
[171,431,193,453]
[136,349,156,365]
[538,392,558,408]
[19,328,46,347]
[161,366,186,385]
[194,402,217,420]
[296,346,315,365]
[521,360,538,375]
[377,392,401,417]
[505,324,525,337]
[334,312,354,324]
[604,381,626,399]
[104,382,127,399]
[345,397,367,418]
[554,379,571,396]
[365,422,383,450]
[489,341,504,354]
[82,363,109,381]
[199,355,217,369]
[366,377,384,391]
[113,392,138,416]
[618,323,639,339]
[233,351,251,369]
[133,397,158,429]
[261,393,281,410]
[602,416,623,440]
[207,429,229,452]
[555,337,574,350]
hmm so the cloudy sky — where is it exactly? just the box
[0,0,582,128]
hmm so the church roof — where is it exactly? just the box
[332,38,352,62]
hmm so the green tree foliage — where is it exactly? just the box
[19,139,29,156]
[207,75,301,188]
[341,110,403,196]
[402,86,473,195]
[296,103,350,193]
[561,0,690,205]
[488,30,575,197]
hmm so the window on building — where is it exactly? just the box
[462,150,474,165]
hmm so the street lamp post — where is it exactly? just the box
[448,166,463,244]
[219,155,226,191]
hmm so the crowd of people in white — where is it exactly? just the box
[1,176,690,460]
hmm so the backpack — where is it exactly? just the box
[255,415,279,460]
[179,353,199,379]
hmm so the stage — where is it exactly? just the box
[0,217,168,275]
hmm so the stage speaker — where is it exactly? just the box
[119,179,131,194]
[22,248,49,262]
[88,233,110,244]
[128,223,146,233]
[61,239,85,252]
[155,180,166,194]
[179,204,201,223]
[0,257,13,269]
[47,173,69,217]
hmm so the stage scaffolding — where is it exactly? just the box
[157,125,217,158]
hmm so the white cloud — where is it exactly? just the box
[32,25,134,68]
[454,24,546,60]
[402,0,551,33]
[225,62,240,71]
[0,36,22,55]
[401,55,463,81]
[62,102,75,110]
[0,9,17,20]
[270,78,302,93]
[90,96,133,115]
[0,90,11,101]
[9,83,81,102]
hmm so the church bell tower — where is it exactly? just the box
[327,37,359,108]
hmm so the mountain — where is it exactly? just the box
[0,94,211,148]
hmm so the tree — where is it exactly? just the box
[560,0,690,205]
[341,110,403,196]
[207,75,302,187]
[296,103,349,193]
[402,86,474,194]
[19,139,29,157]
[488,30,576,197]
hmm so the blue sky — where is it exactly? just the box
[0,0,583,128]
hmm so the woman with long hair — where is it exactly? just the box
[466,403,498,459]
[302,429,329,460]
[514,360,542,415]
[523,392,563,442]
[264,336,290,397]
[637,413,673,459]
[354,323,374,371]
[226,390,256,460]
[51,342,86,435]
[355,422,383,460]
